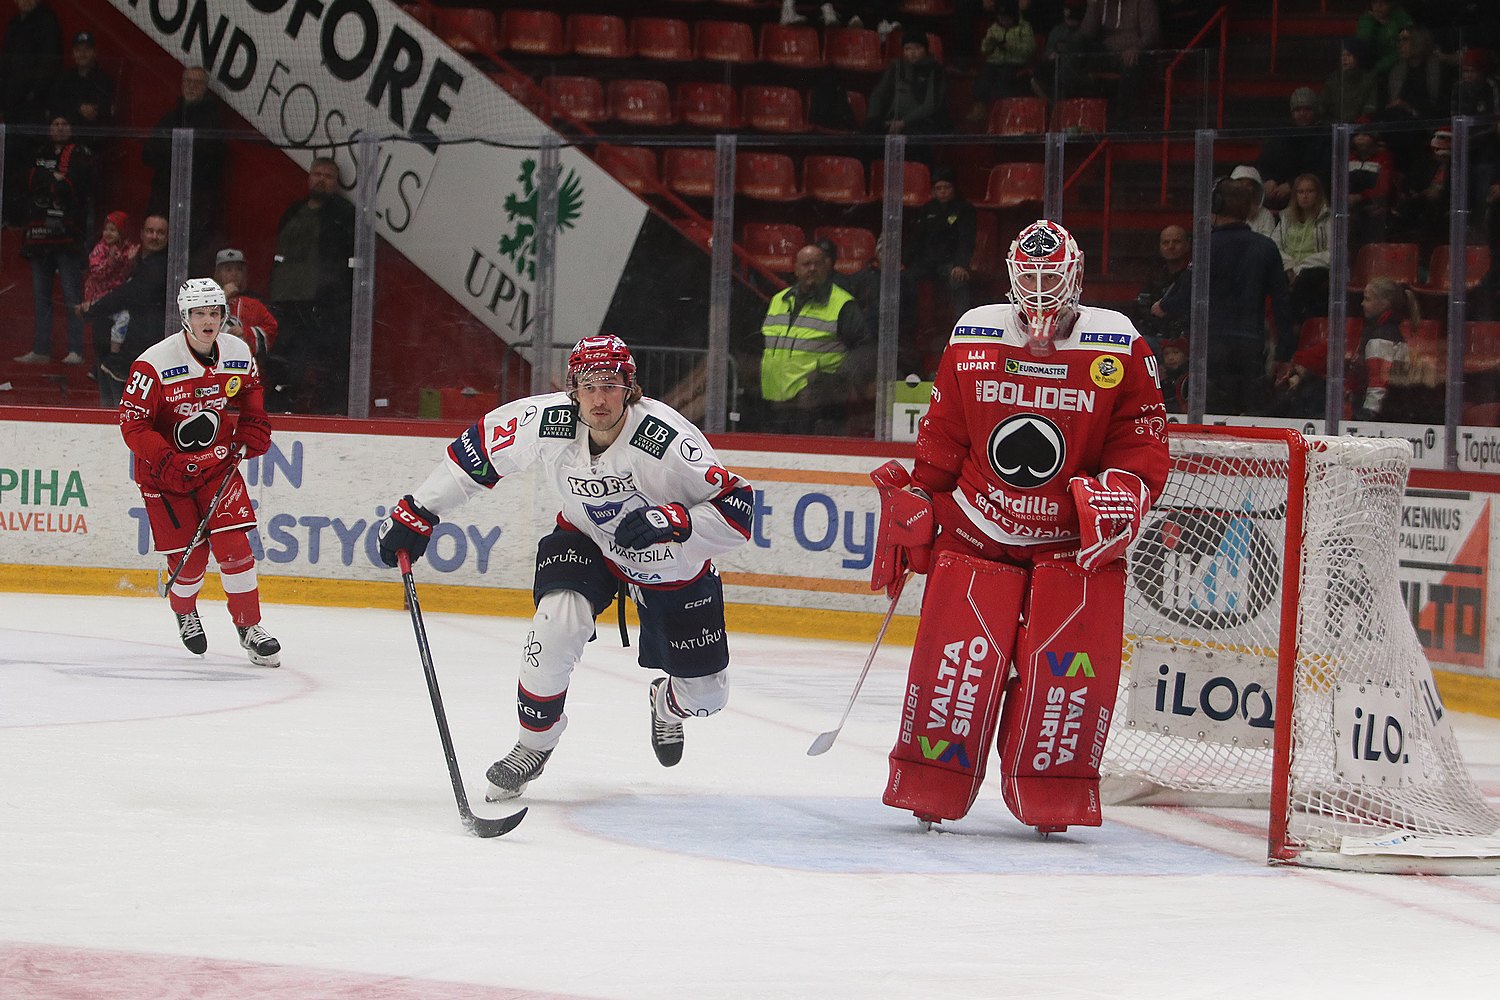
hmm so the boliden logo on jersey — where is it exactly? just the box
[987,414,1065,489]
[1046,651,1096,677]
[220,359,250,371]
[630,416,678,459]
[1004,358,1068,380]
[584,499,625,526]
[538,404,577,439]
[1090,355,1124,389]
[952,324,1003,339]
[173,410,220,451]
[224,375,242,397]
[1077,331,1132,348]
[567,472,637,497]
[160,365,191,382]
[976,380,1096,413]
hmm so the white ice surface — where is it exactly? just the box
[3,592,1500,999]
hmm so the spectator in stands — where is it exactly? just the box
[1031,1,1089,102]
[1348,276,1413,420]
[77,213,168,407]
[1450,48,1500,216]
[142,64,225,273]
[1231,165,1277,239]
[1393,127,1454,254]
[1158,336,1189,413]
[900,168,976,375]
[1077,0,1160,125]
[14,112,90,367]
[214,247,278,365]
[968,2,1037,124]
[267,156,356,415]
[1348,129,1395,246]
[1133,223,1191,354]
[837,232,885,342]
[865,30,950,138]
[1320,37,1378,123]
[1257,86,1332,211]
[82,208,136,403]
[1160,177,1295,416]
[1382,26,1448,122]
[48,30,112,129]
[1356,0,1413,77]
[808,66,859,132]
[1272,173,1332,325]
[758,242,872,435]
[0,0,62,224]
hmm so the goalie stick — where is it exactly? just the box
[398,550,527,838]
[157,447,245,598]
[807,570,911,756]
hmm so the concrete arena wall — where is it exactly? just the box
[3,406,1498,718]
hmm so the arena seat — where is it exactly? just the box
[500,9,564,56]
[607,79,675,127]
[437,8,501,54]
[677,82,741,129]
[1413,245,1491,296]
[696,20,757,63]
[743,223,805,273]
[543,76,607,124]
[869,160,931,207]
[813,225,877,275]
[736,152,803,201]
[988,96,1047,136]
[742,85,810,133]
[595,145,659,196]
[975,162,1045,210]
[1347,242,1420,292]
[825,27,885,73]
[804,155,876,205]
[567,13,631,59]
[632,17,693,61]
[760,23,824,69]
[1052,97,1107,134]
[663,148,717,198]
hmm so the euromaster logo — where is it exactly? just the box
[1004,358,1068,380]
[918,736,972,769]
[500,159,584,281]
[1046,651,1095,677]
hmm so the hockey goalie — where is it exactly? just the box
[875,220,1170,833]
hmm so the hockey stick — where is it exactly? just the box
[807,569,912,756]
[157,447,244,598]
[397,549,527,838]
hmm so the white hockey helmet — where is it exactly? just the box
[566,334,639,399]
[1007,219,1083,352]
[178,277,227,331]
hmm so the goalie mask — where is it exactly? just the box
[567,334,641,402]
[177,277,227,331]
[1007,220,1083,354]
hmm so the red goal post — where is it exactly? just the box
[1108,425,1500,874]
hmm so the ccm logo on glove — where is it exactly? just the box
[378,495,439,567]
[615,502,692,549]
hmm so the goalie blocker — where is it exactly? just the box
[883,553,1125,832]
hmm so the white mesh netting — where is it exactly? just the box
[1107,430,1500,864]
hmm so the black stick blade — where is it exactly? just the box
[465,806,527,839]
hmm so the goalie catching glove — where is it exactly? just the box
[1069,469,1150,572]
[615,503,691,549]
[378,495,439,567]
[870,460,933,597]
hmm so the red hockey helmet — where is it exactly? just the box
[566,334,637,395]
[1006,219,1083,351]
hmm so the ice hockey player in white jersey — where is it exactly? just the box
[376,335,754,800]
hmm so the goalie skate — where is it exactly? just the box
[176,610,207,655]
[237,623,281,668]
[485,742,552,801]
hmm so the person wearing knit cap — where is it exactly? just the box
[898,166,975,377]
[864,27,949,136]
[1257,84,1332,210]
[1321,39,1379,122]
[83,209,140,404]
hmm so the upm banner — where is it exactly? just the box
[104,0,648,347]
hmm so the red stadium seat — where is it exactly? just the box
[488,72,546,115]
[825,27,885,73]
[437,8,501,54]
[760,24,824,69]
[813,225,877,275]
[607,79,675,127]
[543,76,607,124]
[696,20,757,63]
[1466,321,1500,358]
[736,152,803,201]
[976,162,1045,210]
[743,222,806,273]
[742,85,809,133]
[988,96,1048,136]
[804,155,876,205]
[500,9,564,56]
[1348,242,1420,292]
[1402,318,1443,342]
[1413,245,1492,296]
[676,82,741,130]
[567,13,631,58]
[1052,97,1107,134]
[869,160,931,207]
[663,148,717,198]
[632,17,693,61]
[595,145,659,196]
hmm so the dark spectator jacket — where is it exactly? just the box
[867,54,949,131]
[48,63,116,127]
[142,95,225,197]
[1161,222,1296,359]
[905,196,977,271]
[1131,260,1190,342]
[85,246,168,364]
[0,2,61,119]
[270,192,357,304]
[22,140,91,255]
[1257,123,1333,193]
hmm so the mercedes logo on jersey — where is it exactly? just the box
[987,414,1065,489]
[175,410,221,451]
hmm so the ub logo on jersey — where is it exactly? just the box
[987,414,1065,489]
[630,416,678,459]
[174,410,221,451]
[1090,355,1124,389]
[538,404,577,439]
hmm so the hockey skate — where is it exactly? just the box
[176,610,207,655]
[237,623,281,667]
[485,742,552,801]
[649,677,685,768]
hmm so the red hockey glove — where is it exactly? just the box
[378,495,439,568]
[1069,469,1150,572]
[871,460,934,597]
[615,503,692,549]
[159,448,231,495]
[234,413,272,459]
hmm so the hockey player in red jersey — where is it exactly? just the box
[873,219,1170,833]
[119,278,280,667]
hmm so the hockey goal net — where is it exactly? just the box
[1108,425,1500,873]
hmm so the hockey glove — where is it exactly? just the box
[378,495,439,568]
[871,460,934,597]
[234,412,273,459]
[1069,469,1151,572]
[159,448,231,495]
[615,503,692,549]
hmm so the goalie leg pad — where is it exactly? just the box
[996,559,1126,830]
[883,551,1026,822]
